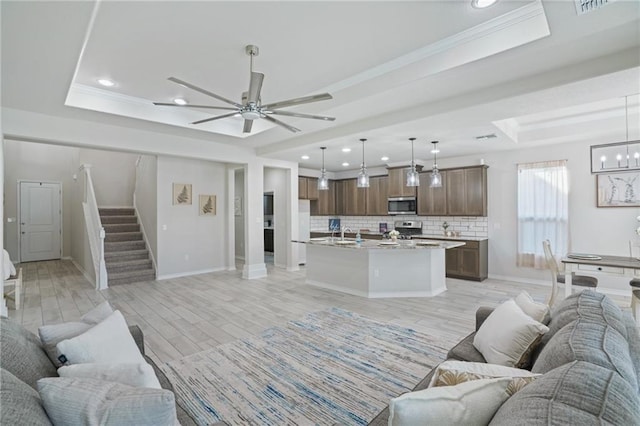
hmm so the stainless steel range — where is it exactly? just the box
[393,220,423,239]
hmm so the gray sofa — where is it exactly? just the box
[369,290,640,425]
[0,317,197,425]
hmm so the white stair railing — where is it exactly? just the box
[80,164,108,289]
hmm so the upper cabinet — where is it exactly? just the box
[417,170,447,216]
[387,168,417,197]
[298,176,318,200]
[445,166,487,216]
[335,179,367,216]
[311,180,336,216]
[366,176,389,215]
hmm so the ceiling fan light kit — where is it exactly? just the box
[406,137,420,187]
[153,44,336,134]
[318,147,329,191]
[430,140,443,188]
[357,138,370,188]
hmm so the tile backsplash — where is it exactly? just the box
[310,215,488,238]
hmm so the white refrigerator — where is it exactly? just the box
[298,200,310,264]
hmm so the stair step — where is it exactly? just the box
[101,215,137,224]
[99,208,135,216]
[104,232,143,243]
[108,269,156,286]
[105,240,146,252]
[103,223,140,233]
[106,259,153,274]
[104,249,149,262]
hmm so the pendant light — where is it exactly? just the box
[406,137,420,187]
[318,147,329,190]
[357,138,370,188]
[429,140,442,188]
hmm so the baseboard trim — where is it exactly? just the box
[242,263,267,279]
[70,258,96,288]
[157,267,226,280]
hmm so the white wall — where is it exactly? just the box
[79,149,138,207]
[3,140,78,260]
[70,168,95,284]
[156,156,228,278]
[234,169,245,258]
[134,155,158,265]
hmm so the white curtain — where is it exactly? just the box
[517,160,569,268]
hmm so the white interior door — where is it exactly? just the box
[20,181,62,262]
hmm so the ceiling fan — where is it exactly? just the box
[154,45,336,133]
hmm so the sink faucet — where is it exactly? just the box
[341,226,352,241]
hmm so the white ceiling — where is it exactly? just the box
[2,0,639,172]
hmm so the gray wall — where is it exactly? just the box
[156,156,228,278]
[134,155,158,265]
[79,149,137,207]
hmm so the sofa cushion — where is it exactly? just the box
[58,362,161,389]
[37,377,178,426]
[490,361,640,425]
[0,368,52,425]
[531,318,638,390]
[623,312,640,385]
[0,318,57,389]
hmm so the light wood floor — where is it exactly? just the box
[7,259,632,366]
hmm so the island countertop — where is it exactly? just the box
[293,238,465,250]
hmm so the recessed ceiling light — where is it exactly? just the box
[381,156,389,161]
[97,78,115,87]
[342,162,349,167]
[301,155,310,160]
[173,98,187,105]
[342,148,351,153]
[430,149,440,154]
[471,0,498,8]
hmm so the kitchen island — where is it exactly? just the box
[297,238,464,298]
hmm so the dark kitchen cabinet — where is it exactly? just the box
[387,167,417,198]
[445,166,487,216]
[264,229,274,252]
[335,179,367,216]
[298,177,319,200]
[418,237,488,281]
[366,176,389,215]
[311,180,336,216]
[417,170,447,216]
[263,195,273,215]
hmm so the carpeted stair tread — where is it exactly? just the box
[104,240,146,252]
[106,259,153,273]
[104,232,143,242]
[104,249,149,261]
[108,269,156,286]
[100,215,138,224]
[99,208,135,216]
[103,223,140,233]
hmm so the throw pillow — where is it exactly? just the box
[428,360,541,396]
[56,310,145,365]
[37,377,177,426]
[1,368,52,426]
[388,377,512,426]
[514,291,550,324]
[38,301,115,367]
[58,362,161,389]
[473,299,549,368]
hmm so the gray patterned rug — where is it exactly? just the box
[162,308,453,425]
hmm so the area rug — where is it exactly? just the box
[162,308,454,425]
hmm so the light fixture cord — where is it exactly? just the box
[626,95,629,142]
[433,142,438,169]
[411,139,415,166]
[361,139,366,169]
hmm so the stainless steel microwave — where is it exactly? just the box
[388,197,417,215]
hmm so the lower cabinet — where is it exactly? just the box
[264,229,274,252]
[444,239,488,281]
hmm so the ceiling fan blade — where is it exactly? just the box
[168,77,242,108]
[247,72,264,104]
[262,115,301,133]
[153,102,237,110]
[262,93,332,110]
[266,110,335,121]
[191,111,239,125]
[243,119,254,133]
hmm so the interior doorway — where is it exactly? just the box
[264,192,274,264]
[19,181,62,262]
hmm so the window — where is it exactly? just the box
[517,160,569,268]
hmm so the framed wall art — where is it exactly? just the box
[173,183,192,205]
[199,194,216,216]
[596,171,640,207]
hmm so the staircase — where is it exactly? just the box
[100,208,155,286]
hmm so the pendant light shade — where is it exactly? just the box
[430,140,442,188]
[357,138,370,188]
[318,147,329,191]
[406,137,420,187]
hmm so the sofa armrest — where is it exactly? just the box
[128,325,145,356]
[476,306,494,331]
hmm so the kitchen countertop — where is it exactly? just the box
[309,230,487,241]
[293,238,465,250]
